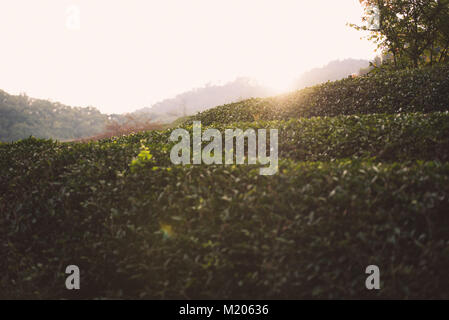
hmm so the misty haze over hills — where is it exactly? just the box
[133,77,275,123]
[0,58,372,141]
[293,58,370,90]
[135,59,371,123]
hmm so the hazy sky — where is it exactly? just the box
[0,0,377,114]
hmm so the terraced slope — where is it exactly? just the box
[1,67,449,299]
[188,65,449,126]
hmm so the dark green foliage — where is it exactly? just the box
[2,111,449,298]
[353,0,449,68]
[2,65,449,299]
[9,111,441,166]
[203,112,449,163]
[188,65,449,126]
[0,90,109,142]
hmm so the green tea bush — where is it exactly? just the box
[204,112,449,162]
[2,66,449,299]
[1,111,449,298]
[189,65,449,125]
[1,157,449,299]
[4,112,443,172]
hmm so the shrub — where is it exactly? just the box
[1,113,449,298]
[1,157,449,299]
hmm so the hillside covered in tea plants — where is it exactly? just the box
[188,65,449,125]
[1,65,449,299]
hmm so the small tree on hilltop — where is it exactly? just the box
[350,0,449,69]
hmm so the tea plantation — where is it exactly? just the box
[1,66,449,299]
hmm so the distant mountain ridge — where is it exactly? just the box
[0,77,273,141]
[134,77,275,123]
[0,58,371,141]
[293,58,370,90]
[134,59,372,123]
[0,89,110,142]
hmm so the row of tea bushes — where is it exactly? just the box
[188,65,449,125]
[1,159,449,299]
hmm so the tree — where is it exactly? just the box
[351,0,449,68]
